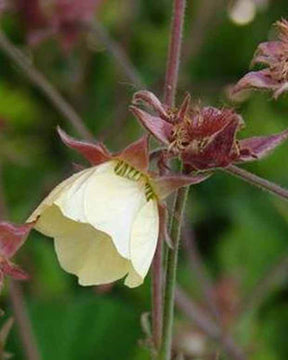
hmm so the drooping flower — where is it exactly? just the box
[232,19,288,99]
[27,128,208,288]
[0,222,33,289]
[131,90,288,170]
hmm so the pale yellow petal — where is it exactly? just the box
[130,199,159,279]
[54,162,120,223]
[27,167,94,224]
[28,159,153,288]
[38,205,130,285]
[124,265,144,288]
[33,160,147,260]
[83,164,147,259]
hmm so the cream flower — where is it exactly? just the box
[28,128,208,288]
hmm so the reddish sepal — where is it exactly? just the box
[0,222,34,258]
[238,129,288,162]
[57,127,111,166]
[1,260,29,281]
[0,221,33,288]
[117,136,149,173]
[132,91,168,119]
[232,70,279,97]
[152,173,211,200]
[130,106,172,145]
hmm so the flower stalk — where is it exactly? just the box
[164,0,186,107]
[223,165,288,201]
[160,185,189,360]
[9,281,41,360]
[152,237,163,350]
[159,0,187,359]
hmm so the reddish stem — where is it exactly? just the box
[152,237,164,350]
[163,0,186,107]
[9,281,41,360]
[158,1,186,359]
[224,165,288,201]
[152,0,187,352]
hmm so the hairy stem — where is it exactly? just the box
[163,0,186,107]
[0,29,93,141]
[160,186,189,360]
[159,1,187,359]
[9,281,42,360]
[152,237,164,350]
[223,165,288,202]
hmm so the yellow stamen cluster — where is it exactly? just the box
[169,117,191,153]
[114,160,155,201]
[114,160,142,181]
[169,108,209,154]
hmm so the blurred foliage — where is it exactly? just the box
[0,0,288,359]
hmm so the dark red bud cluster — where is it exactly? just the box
[131,91,288,171]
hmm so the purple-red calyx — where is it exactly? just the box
[0,222,33,289]
[131,90,288,171]
[57,126,210,196]
[232,19,288,99]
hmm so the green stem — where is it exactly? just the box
[152,236,164,351]
[158,0,187,358]
[160,186,189,360]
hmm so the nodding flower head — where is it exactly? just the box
[131,90,288,170]
[27,128,208,288]
[233,19,288,99]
